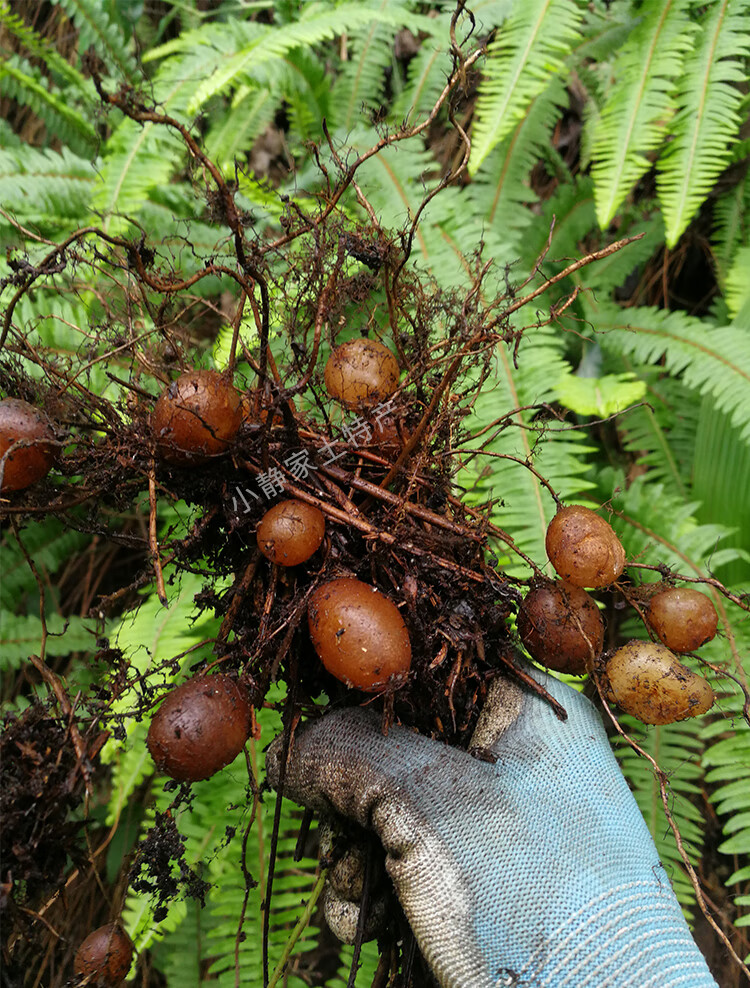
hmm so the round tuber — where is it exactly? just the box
[0,397,57,491]
[646,587,718,653]
[257,499,326,566]
[518,580,603,674]
[603,640,714,725]
[324,339,399,409]
[308,577,411,691]
[546,505,625,588]
[74,923,133,987]
[152,370,242,464]
[147,674,251,781]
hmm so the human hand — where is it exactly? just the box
[267,667,717,988]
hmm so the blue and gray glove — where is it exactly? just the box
[267,667,717,987]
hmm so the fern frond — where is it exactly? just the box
[54,0,139,82]
[606,470,746,578]
[0,1,90,92]
[724,245,750,320]
[187,4,432,116]
[205,87,279,169]
[0,145,96,246]
[469,0,583,174]
[462,320,595,578]
[591,303,750,444]
[392,13,453,122]
[693,401,750,584]
[327,12,398,133]
[0,612,95,671]
[468,83,566,255]
[589,0,694,229]
[656,0,750,247]
[0,517,90,611]
[0,55,97,152]
[711,172,749,285]
[617,376,699,499]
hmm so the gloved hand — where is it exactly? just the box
[267,667,717,988]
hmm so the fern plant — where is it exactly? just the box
[2,0,749,983]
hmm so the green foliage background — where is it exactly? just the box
[1,0,749,984]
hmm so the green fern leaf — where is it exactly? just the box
[54,0,139,82]
[0,1,91,93]
[462,320,595,578]
[0,518,90,611]
[711,172,749,285]
[724,245,750,319]
[0,612,95,671]
[590,303,750,444]
[469,0,583,174]
[187,4,432,116]
[590,0,695,229]
[468,83,566,256]
[693,400,750,584]
[617,376,699,499]
[0,55,97,151]
[657,0,750,247]
[0,144,96,246]
[392,13,453,122]
[327,11,398,133]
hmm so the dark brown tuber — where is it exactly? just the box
[257,499,326,566]
[324,339,400,409]
[546,505,626,588]
[308,577,411,691]
[146,674,251,781]
[646,587,719,653]
[74,923,133,987]
[152,370,242,464]
[518,580,604,674]
[0,397,57,491]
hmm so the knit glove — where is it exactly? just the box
[267,667,717,988]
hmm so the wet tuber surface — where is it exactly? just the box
[146,674,251,781]
[0,397,57,491]
[646,586,719,653]
[74,923,133,987]
[324,339,400,409]
[518,580,604,675]
[152,370,243,465]
[256,499,326,566]
[308,577,412,691]
[545,505,626,588]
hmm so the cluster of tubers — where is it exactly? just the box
[519,504,717,725]
[13,336,723,973]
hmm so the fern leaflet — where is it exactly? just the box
[590,0,694,229]
[469,0,583,174]
[656,0,750,247]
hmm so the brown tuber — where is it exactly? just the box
[646,587,719,653]
[308,577,411,691]
[546,505,625,588]
[603,640,715,725]
[257,499,326,566]
[0,397,57,491]
[147,674,251,781]
[74,923,133,987]
[518,580,604,675]
[324,339,400,409]
[152,370,242,464]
